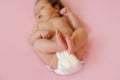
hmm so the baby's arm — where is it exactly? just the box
[61,8,88,51]
[29,25,67,54]
[29,25,52,45]
[60,7,82,30]
[33,30,67,54]
[68,13,88,52]
[30,34,56,54]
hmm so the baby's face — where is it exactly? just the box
[34,0,60,22]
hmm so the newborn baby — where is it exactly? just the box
[29,0,88,75]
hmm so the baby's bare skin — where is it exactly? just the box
[32,17,74,69]
[29,0,88,69]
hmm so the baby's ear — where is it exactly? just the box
[55,4,60,10]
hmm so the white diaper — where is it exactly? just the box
[47,50,84,75]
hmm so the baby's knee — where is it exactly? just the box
[74,28,87,35]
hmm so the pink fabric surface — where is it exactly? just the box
[0,0,120,80]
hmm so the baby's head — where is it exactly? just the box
[34,0,64,22]
[36,0,64,9]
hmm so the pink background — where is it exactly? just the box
[0,0,120,80]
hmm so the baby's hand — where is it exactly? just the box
[60,7,70,16]
[29,30,52,45]
[39,30,52,39]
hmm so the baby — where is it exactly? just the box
[29,0,88,75]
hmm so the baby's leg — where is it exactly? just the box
[33,39,57,54]
[74,45,86,60]
[71,28,88,51]
[71,28,88,60]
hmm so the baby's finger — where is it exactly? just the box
[44,34,51,39]
[60,7,68,15]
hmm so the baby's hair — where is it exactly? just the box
[35,0,64,9]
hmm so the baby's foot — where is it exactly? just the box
[56,29,67,52]
[64,34,75,54]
